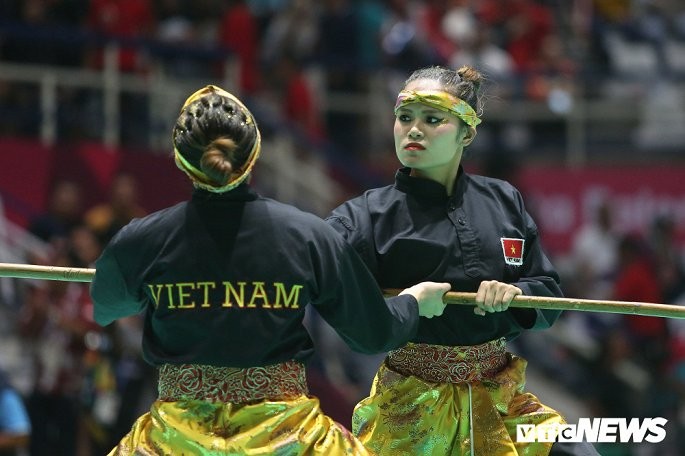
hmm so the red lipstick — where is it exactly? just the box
[405,142,425,150]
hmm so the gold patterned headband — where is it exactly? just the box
[394,89,481,128]
[173,85,262,193]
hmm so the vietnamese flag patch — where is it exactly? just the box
[501,238,525,266]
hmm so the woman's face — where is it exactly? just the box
[393,79,472,178]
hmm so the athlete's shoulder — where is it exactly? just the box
[256,197,338,241]
[260,196,322,222]
[467,172,515,188]
[336,184,397,211]
[465,172,522,199]
[112,202,187,244]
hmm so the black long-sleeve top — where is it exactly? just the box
[90,185,419,368]
[326,167,563,346]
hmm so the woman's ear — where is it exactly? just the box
[461,126,477,147]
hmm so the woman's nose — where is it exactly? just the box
[409,127,423,139]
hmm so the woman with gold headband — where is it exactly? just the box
[90,85,451,455]
[327,66,600,456]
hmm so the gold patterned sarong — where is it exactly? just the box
[109,360,369,455]
[353,339,565,456]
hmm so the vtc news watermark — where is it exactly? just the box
[516,418,668,443]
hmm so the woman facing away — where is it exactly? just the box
[326,66,600,456]
[90,85,450,455]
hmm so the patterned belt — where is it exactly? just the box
[158,360,308,404]
[387,338,508,383]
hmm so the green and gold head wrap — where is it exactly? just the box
[173,85,262,193]
[394,89,482,128]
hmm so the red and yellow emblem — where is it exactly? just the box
[501,238,524,266]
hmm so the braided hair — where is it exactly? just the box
[173,88,259,188]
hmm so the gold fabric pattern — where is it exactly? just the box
[110,396,370,455]
[158,360,307,403]
[354,342,565,456]
[109,361,369,455]
[394,89,482,128]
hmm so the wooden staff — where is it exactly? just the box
[1,263,683,319]
[382,288,685,319]
[0,262,94,283]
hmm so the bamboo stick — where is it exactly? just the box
[383,288,685,319]
[1,263,682,319]
[0,263,94,282]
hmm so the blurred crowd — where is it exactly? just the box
[0,175,154,456]
[1,0,685,156]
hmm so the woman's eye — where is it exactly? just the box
[398,114,411,122]
[426,116,443,124]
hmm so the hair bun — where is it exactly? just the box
[456,65,483,89]
[200,138,238,185]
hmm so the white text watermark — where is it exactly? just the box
[516,418,668,443]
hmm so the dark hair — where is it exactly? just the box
[173,91,258,186]
[403,65,484,115]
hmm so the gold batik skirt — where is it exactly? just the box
[109,360,369,455]
[352,339,565,456]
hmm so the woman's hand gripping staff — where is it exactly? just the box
[474,280,523,316]
[400,282,451,318]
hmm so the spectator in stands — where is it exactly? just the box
[420,0,459,64]
[84,173,146,246]
[378,0,438,72]
[609,234,681,453]
[0,368,30,456]
[260,0,319,66]
[86,0,154,73]
[570,199,618,300]
[649,214,685,304]
[269,53,325,143]
[664,318,685,451]
[502,0,554,76]
[18,252,100,456]
[0,0,87,67]
[28,179,83,249]
[317,0,364,152]
[585,328,646,456]
[86,0,154,145]
[95,314,156,454]
[634,2,671,75]
[448,25,515,89]
[354,0,389,70]
[613,234,667,369]
[66,225,102,269]
[524,32,577,105]
[217,0,261,94]
[155,0,208,78]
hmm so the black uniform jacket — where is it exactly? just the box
[327,167,563,346]
[91,185,419,368]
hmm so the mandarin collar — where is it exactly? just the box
[394,166,466,203]
[191,183,259,201]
